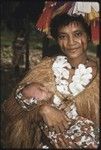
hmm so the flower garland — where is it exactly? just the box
[52,56,93,107]
[15,55,93,110]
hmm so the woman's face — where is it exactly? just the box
[57,22,88,59]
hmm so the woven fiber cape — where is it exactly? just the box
[1,56,99,148]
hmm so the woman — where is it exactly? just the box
[1,13,99,149]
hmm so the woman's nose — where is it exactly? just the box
[68,36,75,45]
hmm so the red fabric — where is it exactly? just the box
[36,1,73,33]
[36,1,56,33]
[52,3,72,19]
[91,19,100,45]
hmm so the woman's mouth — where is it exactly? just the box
[69,48,79,53]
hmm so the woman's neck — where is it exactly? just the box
[68,53,88,69]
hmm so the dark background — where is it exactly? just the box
[1,0,46,102]
[1,0,45,32]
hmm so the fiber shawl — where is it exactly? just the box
[1,57,99,148]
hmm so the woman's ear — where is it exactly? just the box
[87,36,91,43]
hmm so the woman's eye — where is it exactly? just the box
[58,35,66,39]
[75,32,82,37]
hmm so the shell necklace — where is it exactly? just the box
[52,56,93,98]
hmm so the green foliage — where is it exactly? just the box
[1,29,43,48]
[1,30,14,47]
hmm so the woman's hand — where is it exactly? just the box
[39,104,70,134]
[21,82,53,101]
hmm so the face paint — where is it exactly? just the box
[57,22,88,59]
[81,38,85,50]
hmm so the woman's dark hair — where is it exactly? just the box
[50,13,91,39]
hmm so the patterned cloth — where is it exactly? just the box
[40,102,99,149]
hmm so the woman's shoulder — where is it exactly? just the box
[34,56,54,69]
[19,57,55,85]
[87,55,99,88]
[87,55,99,66]
[87,55,99,79]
